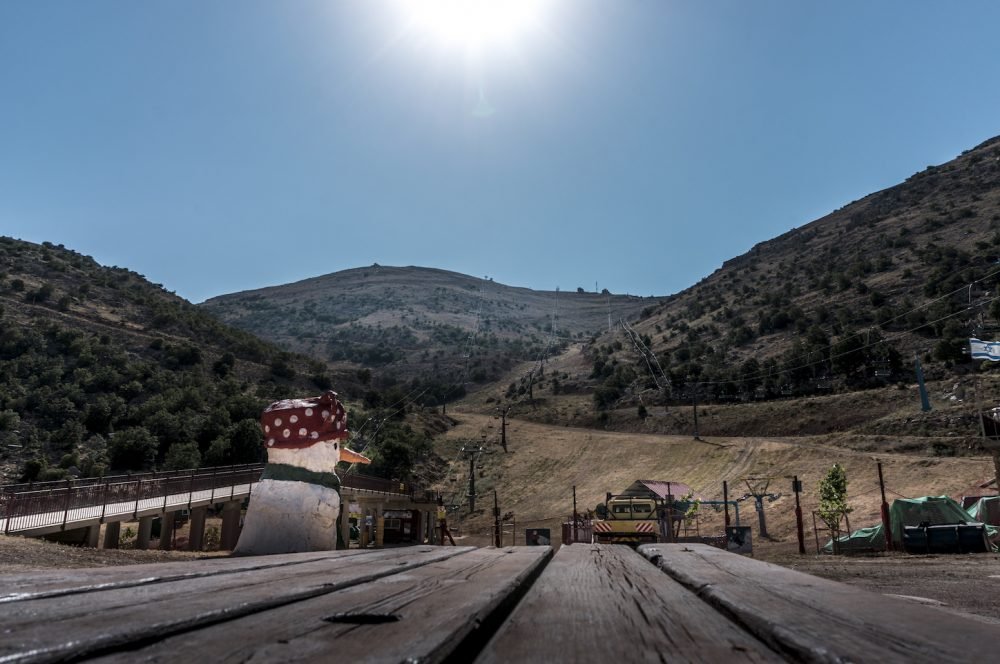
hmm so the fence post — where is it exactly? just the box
[133,478,142,519]
[61,478,72,530]
[100,480,109,523]
[3,494,13,535]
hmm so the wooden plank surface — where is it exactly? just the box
[0,549,373,603]
[93,546,552,664]
[0,546,473,663]
[477,543,781,663]
[638,543,1000,664]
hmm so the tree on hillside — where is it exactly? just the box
[818,463,851,554]
[109,427,158,471]
[164,441,201,471]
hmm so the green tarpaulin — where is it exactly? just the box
[966,495,1000,526]
[823,496,999,553]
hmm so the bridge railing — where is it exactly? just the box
[1,464,420,534]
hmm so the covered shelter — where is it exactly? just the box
[824,495,999,553]
[620,480,703,502]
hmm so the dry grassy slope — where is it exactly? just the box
[201,265,663,381]
[437,412,995,549]
[204,265,657,337]
[459,336,1000,448]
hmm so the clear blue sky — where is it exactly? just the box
[3,1,1000,303]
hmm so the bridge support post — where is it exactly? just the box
[220,500,242,551]
[103,521,121,549]
[188,506,207,551]
[83,524,100,548]
[136,516,154,550]
[375,503,385,549]
[159,511,176,550]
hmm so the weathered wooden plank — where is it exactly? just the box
[477,543,781,663]
[638,543,1000,664]
[0,546,473,663]
[0,549,373,604]
[93,546,552,664]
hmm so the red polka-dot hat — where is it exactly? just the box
[261,390,349,449]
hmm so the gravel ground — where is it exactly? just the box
[0,534,228,573]
[756,541,1000,623]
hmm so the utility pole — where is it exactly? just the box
[461,446,481,512]
[572,485,578,544]
[496,405,511,452]
[469,456,476,513]
[877,461,892,551]
[793,476,805,555]
[692,384,701,440]
[915,356,931,412]
[723,480,731,529]
[493,490,501,547]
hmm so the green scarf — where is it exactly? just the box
[261,463,341,492]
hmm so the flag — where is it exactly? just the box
[969,338,1000,361]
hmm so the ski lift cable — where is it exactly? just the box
[693,293,1000,388]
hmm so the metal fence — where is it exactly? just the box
[1,464,419,535]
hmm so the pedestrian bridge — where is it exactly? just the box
[0,464,437,551]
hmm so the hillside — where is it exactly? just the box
[0,238,354,483]
[436,411,997,554]
[202,266,663,399]
[564,135,1000,415]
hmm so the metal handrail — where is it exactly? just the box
[0,464,419,534]
[0,464,265,494]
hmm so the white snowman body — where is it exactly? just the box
[233,442,344,555]
[232,392,369,556]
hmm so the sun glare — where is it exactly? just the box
[399,0,548,49]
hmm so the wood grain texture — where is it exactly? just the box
[639,543,1000,664]
[93,546,552,664]
[477,543,781,663]
[0,549,373,604]
[0,546,472,663]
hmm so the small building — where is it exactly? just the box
[382,509,423,544]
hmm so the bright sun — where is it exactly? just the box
[399,0,549,50]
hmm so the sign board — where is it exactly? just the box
[525,528,551,546]
[726,526,752,554]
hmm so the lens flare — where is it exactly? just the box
[400,0,548,49]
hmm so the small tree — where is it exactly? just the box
[109,427,158,471]
[818,464,851,553]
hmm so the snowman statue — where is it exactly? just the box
[234,390,370,555]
